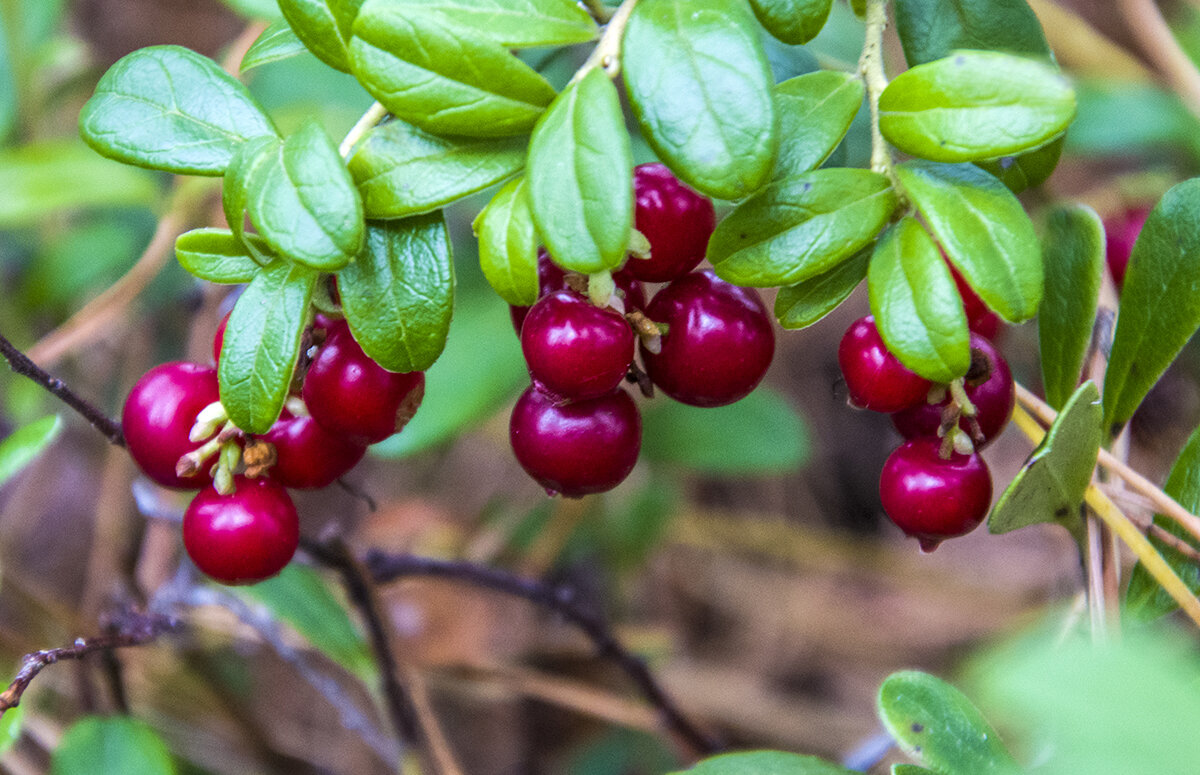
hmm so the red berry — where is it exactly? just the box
[509,385,641,498]
[122,362,220,489]
[212,313,230,365]
[891,334,1014,449]
[182,475,299,585]
[258,408,367,489]
[838,316,932,413]
[639,271,774,407]
[627,163,716,283]
[521,290,635,401]
[879,438,992,552]
[509,249,645,334]
[950,264,1001,339]
[1104,207,1149,290]
[302,320,425,444]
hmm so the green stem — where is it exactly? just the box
[857,0,902,191]
[338,101,389,158]
[582,0,615,24]
[570,0,639,85]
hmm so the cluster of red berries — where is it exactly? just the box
[122,315,423,584]
[838,315,1014,552]
[508,163,775,497]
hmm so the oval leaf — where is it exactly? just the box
[339,213,454,374]
[222,135,280,266]
[976,135,1064,194]
[894,0,1050,67]
[672,751,856,775]
[774,71,865,179]
[775,248,869,329]
[896,161,1042,322]
[708,168,897,287]
[750,0,832,45]
[868,218,969,382]
[623,0,776,200]
[1038,203,1103,411]
[527,67,632,274]
[879,51,1075,163]
[278,0,363,72]
[175,228,273,284]
[475,177,540,306]
[79,45,277,175]
[370,0,597,47]
[1104,178,1200,430]
[347,119,525,218]
[51,717,176,775]
[241,18,308,71]
[0,416,62,489]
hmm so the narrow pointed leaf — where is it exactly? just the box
[708,168,897,287]
[79,45,277,175]
[475,177,540,306]
[773,71,864,179]
[0,416,62,489]
[775,248,869,329]
[623,0,776,200]
[1038,204,1103,411]
[175,228,273,283]
[671,751,856,774]
[750,0,832,45]
[51,717,176,775]
[241,19,308,71]
[278,0,364,72]
[372,0,597,47]
[894,0,1050,67]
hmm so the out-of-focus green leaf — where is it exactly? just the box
[0,706,23,757]
[0,416,62,489]
[671,751,855,774]
[242,19,308,71]
[218,0,284,19]
[892,766,938,775]
[0,11,15,142]
[1068,81,1200,161]
[894,0,1049,66]
[51,717,176,775]
[775,248,869,329]
[175,228,271,284]
[475,177,540,306]
[773,71,864,180]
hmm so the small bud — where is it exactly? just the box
[587,270,616,309]
[628,229,652,260]
[188,401,228,442]
[214,464,234,495]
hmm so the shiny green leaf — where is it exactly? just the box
[222,135,280,266]
[475,177,540,306]
[51,717,176,775]
[1038,204,1103,411]
[773,71,864,179]
[175,228,272,284]
[241,19,308,71]
[347,119,525,218]
[278,0,363,72]
[373,0,597,47]
[868,218,969,382]
[708,168,897,287]
[79,45,277,175]
[894,0,1050,66]
[750,0,832,45]
[527,68,631,273]
[672,751,855,774]
[623,0,776,200]
[0,416,62,489]
[339,214,454,374]
[775,248,869,329]
[976,136,1063,194]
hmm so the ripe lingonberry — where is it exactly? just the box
[1104,207,1150,290]
[509,385,641,497]
[258,407,368,489]
[950,264,1001,339]
[122,361,220,489]
[639,270,775,407]
[302,320,424,445]
[510,250,645,334]
[879,437,992,552]
[892,334,1014,449]
[627,163,716,283]
[521,290,635,401]
[838,316,931,413]
[182,475,299,585]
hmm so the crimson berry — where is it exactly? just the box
[879,438,993,552]
[302,320,425,445]
[122,362,220,489]
[627,163,716,283]
[1104,207,1149,290]
[639,271,774,407]
[182,475,299,585]
[950,264,1001,340]
[892,334,1014,449]
[509,385,641,498]
[838,316,931,413]
[509,250,645,334]
[521,290,635,400]
[258,408,368,489]
[212,312,230,365]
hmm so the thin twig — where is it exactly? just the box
[402,665,465,775]
[1117,0,1200,120]
[858,0,902,192]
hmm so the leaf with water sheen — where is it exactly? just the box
[0,416,62,489]
[369,0,597,47]
[773,71,864,179]
[894,0,1050,66]
[51,717,176,775]
[278,0,364,72]
[671,750,856,775]
[174,228,273,284]
[775,248,869,329]
[241,19,308,71]
[475,177,540,306]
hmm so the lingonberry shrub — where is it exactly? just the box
[182,475,300,585]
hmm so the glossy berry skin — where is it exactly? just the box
[1104,207,1149,290]
[509,386,641,498]
[182,475,299,585]
[628,163,716,283]
[302,320,425,445]
[640,271,774,407]
[892,334,1014,449]
[122,362,220,489]
[509,250,645,334]
[950,265,1001,340]
[258,409,368,489]
[521,290,635,400]
[838,316,932,413]
[879,438,993,552]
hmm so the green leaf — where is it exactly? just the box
[0,416,62,489]
[988,381,1101,539]
[623,0,777,200]
[339,214,454,374]
[642,388,810,474]
[671,751,856,775]
[527,68,632,273]
[773,71,864,180]
[350,3,556,138]
[219,261,316,434]
[0,11,16,142]
[278,0,364,72]
[868,218,969,382]
[707,168,897,287]
[1038,204,1103,411]
[892,767,938,775]
[879,51,1074,164]
[475,177,540,306]
[371,0,598,47]
[174,228,272,284]
[750,0,832,45]
[976,136,1063,194]
[0,706,24,757]
[894,0,1050,66]
[878,671,1020,775]
[79,45,277,175]
[347,119,525,219]
[1104,178,1200,430]
[241,19,308,71]
[51,717,176,775]
[1068,81,1200,161]
[222,135,280,266]
[218,0,284,19]
[896,161,1042,322]
[775,248,869,329]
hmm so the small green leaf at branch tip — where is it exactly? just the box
[476,177,540,306]
[175,228,275,284]
[241,19,308,71]
[773,71,865,180]
[0,416,62,490]
[670,750,856,774]
[775,248,869,329]
[51,717,177,775]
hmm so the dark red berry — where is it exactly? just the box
[838,316,932,413]
[628,163,716,283]
[521,290,635,400]
[879,438,992,552]
[122,362,220,489]
[509,385,641,498]
[212,313,230,365]
[302,320,425,444]
[258,408,368,489]
[509,249,645,334]
[950,264,1001,339]
[182,475,299,585]
[891,334,1014,448]
[1104,207,1149,290]
[639,271,774,407]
